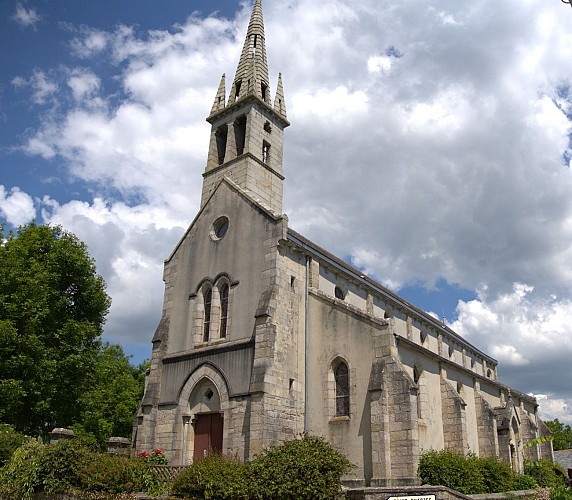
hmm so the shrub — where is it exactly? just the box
[550,485,572,500]
[171,453,249,499]
[480,456,517,492]
[249,434,353,499]
[418,450,486,494]
[78,453,164,495]
[514,473,539,490]
[525,460,567,489]
[0,438,46,499]
[37,439,92,494]
[0,423,25,467]
[0,439,166,498]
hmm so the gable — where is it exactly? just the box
[162,178,288,355]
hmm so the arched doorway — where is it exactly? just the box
[188,378,223,460]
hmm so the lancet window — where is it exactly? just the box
[334,361,350,417]
[219,283,229,338]
[203,287,212,342]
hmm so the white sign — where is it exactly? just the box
[388,495,436,500]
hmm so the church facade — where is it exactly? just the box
[133,0,552,486]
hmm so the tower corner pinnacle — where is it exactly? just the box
[274,73,287,119]
[210,73,226,115]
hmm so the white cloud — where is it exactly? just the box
[0,186,36,226]
[67,68,101,102]
[12,69,57,105]
[534,394,572,424]
[12,3,40,29]
[291,86,368,123]
[69,27,109,58]
[367,55,392,74]
[41,197,186,345]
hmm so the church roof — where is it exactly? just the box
[554,449,572,472]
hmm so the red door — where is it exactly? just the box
[193,413,223,460]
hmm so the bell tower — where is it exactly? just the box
[201,0,289,215]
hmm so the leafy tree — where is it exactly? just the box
[545,419,572,451]
[0,223,111,435]
[73,343,147,448]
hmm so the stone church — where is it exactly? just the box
[133,0,552,486]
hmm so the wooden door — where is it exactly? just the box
[193,413,223,460]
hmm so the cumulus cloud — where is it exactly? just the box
[0,186,36,226]
[41,197,185,344]
[449,284,572,423]
[12,69,57,105]
[12,3,41,29]
[66,68,101,102]
[534,394,572,424]
[68,26,110,58]
[6,0,572,422]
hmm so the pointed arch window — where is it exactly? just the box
[219,283,229,338]
[203,287,212,342]
[334,362,350,417]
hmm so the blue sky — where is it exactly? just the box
[1,0,572,424]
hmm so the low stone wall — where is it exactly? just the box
[469,491,538,500]
[346,487,539,500]
[346,485,473,500]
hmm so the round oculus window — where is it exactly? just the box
[211,216,229,240]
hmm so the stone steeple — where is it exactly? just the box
[201,0,289,215]
[227,0,270,105]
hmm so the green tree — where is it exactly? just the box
[545,419,572,451]
[73,343,147,447]
[0,223,111,435]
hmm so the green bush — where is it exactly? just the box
[550,485,572,500]
[0,423,25,467]
[480,456,517,492]
[171,435,352,500]
[418,450,487,494]
[172,453,249,499]
[0,438,46,499]
[513,473,538,490]
[38,439,92,494]
[78,453,164,495]
[249,434,353,499]
[524,459,567,489]
[0,439,166,498]
[419,450,570,495]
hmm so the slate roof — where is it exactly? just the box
[554,449,572,474]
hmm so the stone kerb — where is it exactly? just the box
[346,485,473,500]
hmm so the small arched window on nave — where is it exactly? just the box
[334,361,350,417]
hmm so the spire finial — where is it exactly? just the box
[228,0,270,105]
